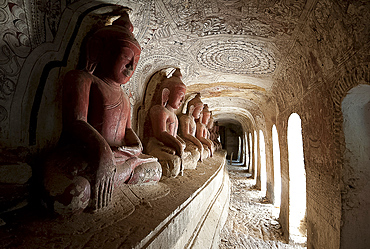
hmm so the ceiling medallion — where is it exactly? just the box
[197,41,276,75]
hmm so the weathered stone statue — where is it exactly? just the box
[196,104,215,157]
[145,69,198,177]
[207,112,222,150]
[178,93,204,162]
[43,11,161,214]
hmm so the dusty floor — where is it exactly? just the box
[220,164,306,249]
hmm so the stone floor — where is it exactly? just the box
[220,164,306,249]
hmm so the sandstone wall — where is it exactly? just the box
[270,0,370,247]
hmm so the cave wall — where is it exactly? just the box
[270,0,370,247]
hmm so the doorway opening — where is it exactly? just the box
[288,113,307,244]
[272,125,281,212]
[259,130,267,195]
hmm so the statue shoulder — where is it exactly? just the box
[63,70,94,87]
[150,104,164,113]
[64,69,91,79]
[121,90,130,102]
[178,113,189,123]
[150,104,168,118]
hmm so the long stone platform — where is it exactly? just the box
[0,151,229,249]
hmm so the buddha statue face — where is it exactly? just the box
[161,68,186,110]
[192,103,203,119]
[167,85,186,110]
[85,12,141,85]
[187,93,203,119]
[97,41,139,84]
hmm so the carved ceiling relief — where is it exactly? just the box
[130,0,155,44]
[310,0,370,72]
[337,0,370,47]
[196,41,276,75]
[290,43,322,92]
[162,0,306,38]
[0,0,312,129]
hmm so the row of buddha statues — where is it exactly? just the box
[43,10,221,214]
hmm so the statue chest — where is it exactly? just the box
[165,110,178,136]
[189,119,196,135]
[88,83,130,145]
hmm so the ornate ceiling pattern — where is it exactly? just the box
[162,0,306,38]
[196,41,276,75]
[0,0,311,142]
[129,0,308,102]
[126,0,309,122]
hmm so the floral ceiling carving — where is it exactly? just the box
[196,41,276,75]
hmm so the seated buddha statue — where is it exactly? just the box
[207,114,222,150]
[196,104,215,157]
[178,93,204,162]
[43,11,161,214]
[144,69,198,177]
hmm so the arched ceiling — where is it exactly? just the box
[127,0,312,126]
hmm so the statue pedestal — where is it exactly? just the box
[0,151,229,249]
[136,150,229,249]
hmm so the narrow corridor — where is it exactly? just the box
[220,164,306,249]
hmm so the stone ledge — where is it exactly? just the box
[0,151,229,249]
[137,151,229,249]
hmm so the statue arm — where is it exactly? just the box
[113,128,143,159]
[113,96,143,159]
[176,135,187,150]
[180,120,204,158]
[206,129,211,139]
[196,125,214,156]
[62,70,115,209]
[160,131,183,157]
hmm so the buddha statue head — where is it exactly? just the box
[202,104,211,125]
[84,11,141,85]
[187,93,204,119]
[160,68,186,110]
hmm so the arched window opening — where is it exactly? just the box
[253,130,257,180]
[237,136,242,163]
[259,130,267,195]
[244,132,248,168]
[272,125,281,212]
[341,84,370,248]
[249,132,252,170]
[288,113,306,244]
